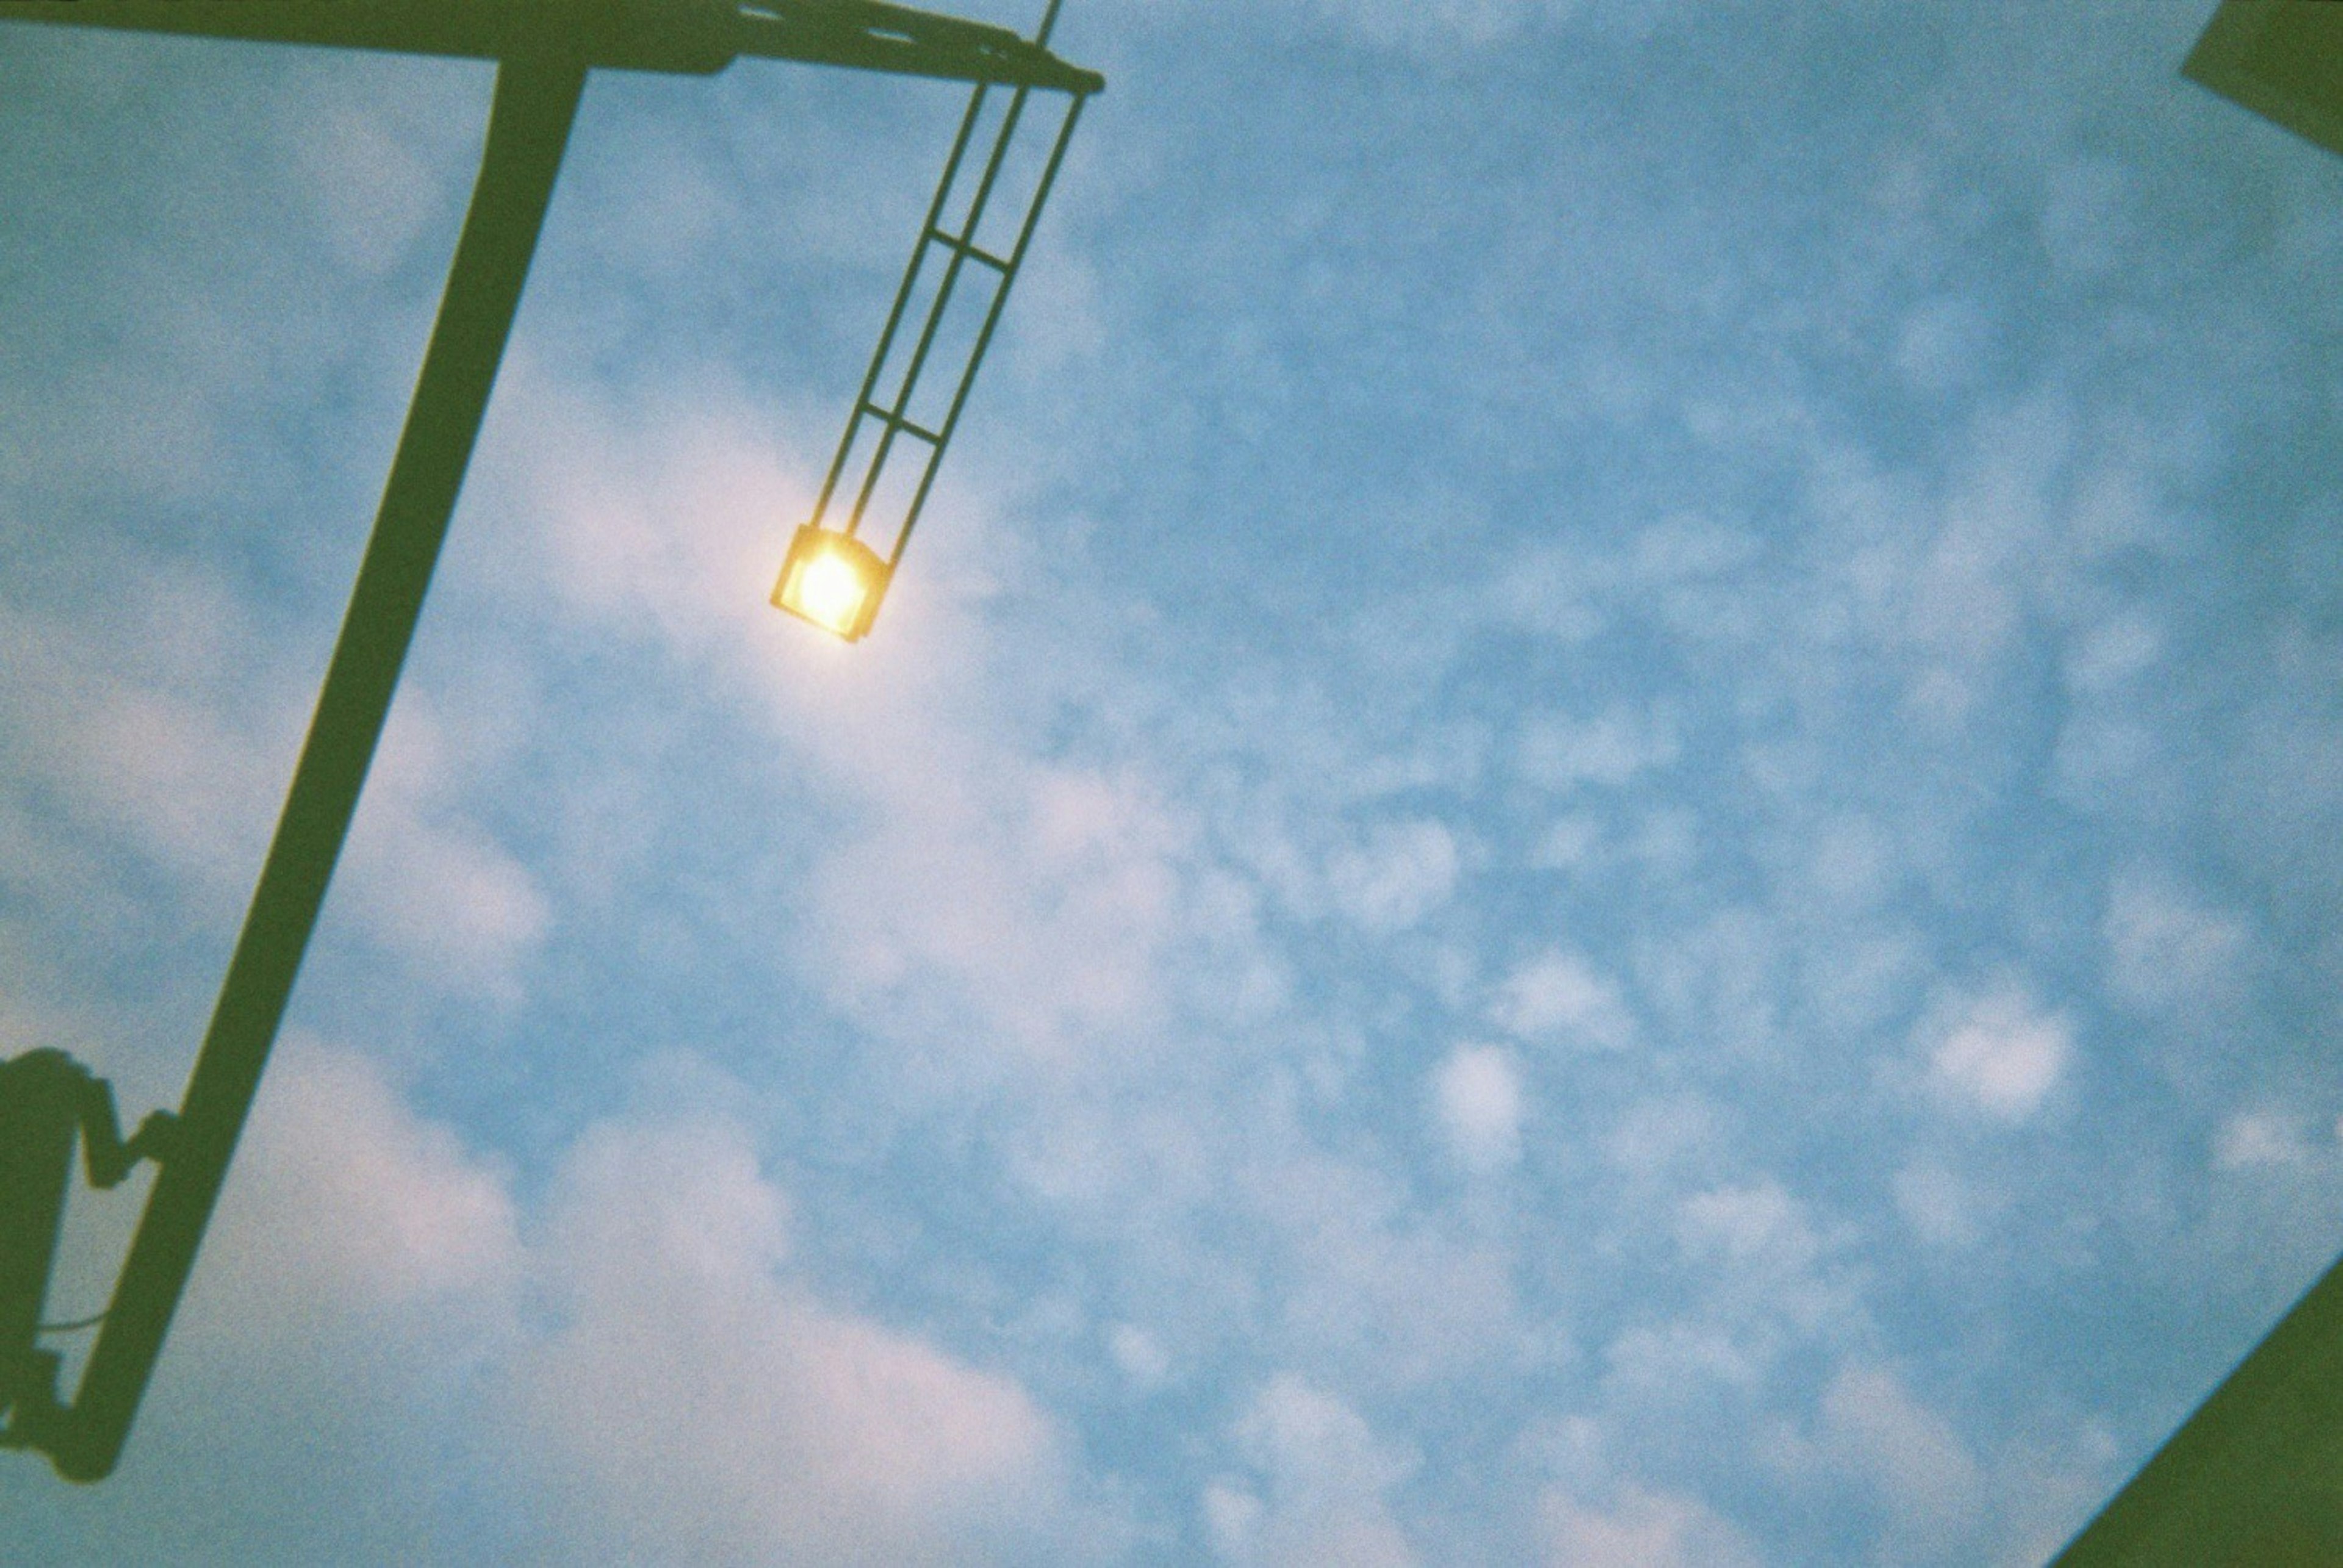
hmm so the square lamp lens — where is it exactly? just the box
[772,525,890,641]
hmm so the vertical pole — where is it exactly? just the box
[46,51,589,1483]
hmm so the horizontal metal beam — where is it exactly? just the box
[0,0,1103,89]
[735,0,1101,92]
[0,0,738,72]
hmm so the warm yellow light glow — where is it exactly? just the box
[794,549,869,633]
[772,525,888,641]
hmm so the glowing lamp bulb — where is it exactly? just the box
[772,524,890,641]
[793,550,868,631]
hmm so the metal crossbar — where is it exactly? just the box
[927,227,1014,272]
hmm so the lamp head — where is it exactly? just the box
[771,524,891,641]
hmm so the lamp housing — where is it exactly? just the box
[771,523,891,641]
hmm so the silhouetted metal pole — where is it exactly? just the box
[2048,1250,2343,1565]
[52,52,587,1483]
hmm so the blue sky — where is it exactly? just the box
[4,0,2343,1561]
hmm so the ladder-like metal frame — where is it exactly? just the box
[812,1,1087,578]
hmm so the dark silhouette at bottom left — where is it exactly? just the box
[0,1049,175,1453]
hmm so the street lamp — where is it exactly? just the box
[0,0,1101,1483]
[776,1,1090,639]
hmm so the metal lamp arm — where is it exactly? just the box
[0,0,1106,90]
[735,0,1105,91]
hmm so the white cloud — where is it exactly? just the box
[1300,0,1695,52]
[1600,1320,1762,1407]
[74,1044,1077,1564]
[0,588,298,907]
[1237,1373,1417,1499]
[1802,813,1899,914]
[482,354,797,661]
[1894,295,1995,395]
[1203,1481,1267,1562]
[1838,392,2075,734]
[502,1113,1069,1566]
[2215,1110,2316,1171]
[1818,1364,1984,1547]
[1107,1322,1172,1390]
[2103,871,2248,1016]
[336,694,550,998]
[1892,1160,1993,1251]
[1325,818,1459,933]
[483,358,1209,1062]
[1528,812,1602,871]
[277,59,475,279]
[1924,988,2071,1123]
[1671,1179,1863,1347]
[1602,1098,1721,1180]
[1433,1043,1525,1171]
[1207,1375,1420,1568]
[1254,1148,1519,1389]
[589,126,736,284]
[1677,1181,1822,1273]
[802,755,1190,1061]
[204,1038,522,1321]
[1492,950,1635,1051]
[1514,705,1680,793]
[59,682,286,894]
[1487,543,1608,643]
[1539,1483,1762,1568]
[2063,611,2162,694]
[1629,514,1763,589]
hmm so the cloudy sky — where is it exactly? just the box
[5,0,2343,1561]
